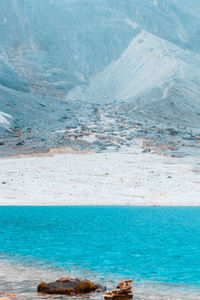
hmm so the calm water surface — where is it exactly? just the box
[0,206,199,298]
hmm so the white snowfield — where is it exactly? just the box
[0,147,199,206]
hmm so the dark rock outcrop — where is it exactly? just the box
[104,280,133,300]
[37,277,106,295]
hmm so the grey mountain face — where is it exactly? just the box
[0,0,200,156]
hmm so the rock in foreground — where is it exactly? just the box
[37,277,106,295]
[104,280,133,300]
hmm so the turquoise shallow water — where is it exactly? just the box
[0,206,200,290]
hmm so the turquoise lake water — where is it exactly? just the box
[0,206,200,295]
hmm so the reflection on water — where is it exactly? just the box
[0,206,200,299]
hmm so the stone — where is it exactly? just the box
[16,141,25,146]
[37,277,106,295]
[0,294,17,298]
[104,280,133,300]
[142,148,151,153]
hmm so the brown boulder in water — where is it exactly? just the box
[37,277,106,295]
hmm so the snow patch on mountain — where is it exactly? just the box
[0,111,12,129]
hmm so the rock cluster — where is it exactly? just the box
[104,280,133,300]
[37,277,106,295]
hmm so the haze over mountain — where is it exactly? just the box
[0,0,200,154]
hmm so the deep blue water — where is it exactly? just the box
[0,206,199,287]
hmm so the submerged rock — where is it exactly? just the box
[0,294,17,299]
[37,277,106,295]
[104,280,133,300]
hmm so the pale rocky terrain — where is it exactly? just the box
[0,142,199,206]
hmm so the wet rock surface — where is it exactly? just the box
[37,277,106,295]
[104,280,133,300]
